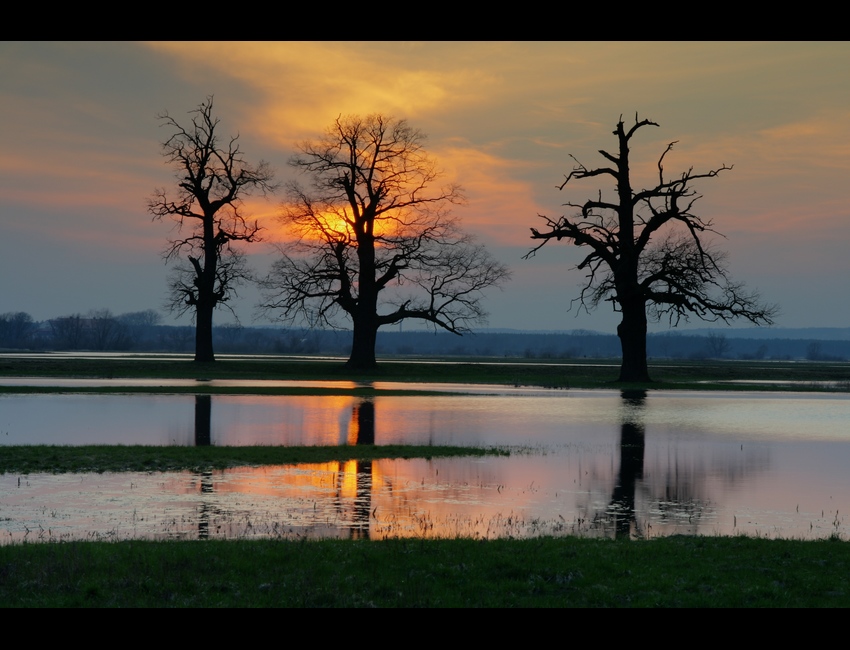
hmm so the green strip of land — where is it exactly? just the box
[0,385,458,397]
[1,355,848,391]
[0,444,508,474]
[1,536,848,607]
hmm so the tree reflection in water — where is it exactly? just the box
[345,398,375,539]
[186,390,712,541]
[588,389,718,539]
[194,394,211,447]
[194,395,215,538]
[603,389,647,538]
[188,394,378,540]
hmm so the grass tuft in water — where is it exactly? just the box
[0,444,510,474]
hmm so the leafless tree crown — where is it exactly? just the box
[148,96,276,317]
[261,114,509,336]
[527,114,777,327]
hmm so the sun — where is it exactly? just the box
[279,207,401,244]
[312,209,356,240]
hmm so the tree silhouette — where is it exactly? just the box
[527,115,776,381]
[261,114,509,369]
[148,97,276,363]
[0,312,35,349]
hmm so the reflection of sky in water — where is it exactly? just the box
[3,390,849,446]
[1,389,850,542]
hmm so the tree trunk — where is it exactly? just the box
[347,224,379,370]
[616,298,650,382]
[194,220,217,364]
[347,316,378,369]
[194,301,215,363]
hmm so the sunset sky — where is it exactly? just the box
[2,42,848,334]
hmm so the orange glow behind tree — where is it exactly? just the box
[261,114,510,369]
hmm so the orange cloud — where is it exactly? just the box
[141,42,501,145]
[431,142,546,246]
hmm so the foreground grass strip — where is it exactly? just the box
[0,445,508,474]
[1,536,849,607]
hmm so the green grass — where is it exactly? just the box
[0,444,509,474]
[0,384,460,397]
[1,536,849,607]
[1,355,848,392]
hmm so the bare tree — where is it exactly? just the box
[0,312,36,349]
[118,309,162,328]
[118,309,162,350]
[527,115,776,382]
[705,332,731,359]
[260,114,510,369]
[49,314,87,350]
[148,97,276,362]
[806,341,823,361]
[87,309,129,351]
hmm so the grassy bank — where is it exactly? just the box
[1,355,848,391]
[1,536,848,607]
[0,444,508,474]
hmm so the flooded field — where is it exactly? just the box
[2,386,850,542]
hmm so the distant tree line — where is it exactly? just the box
[2,310,847,361]
[371,330,850,362]
[1,310,162,351]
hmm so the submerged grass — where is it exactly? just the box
[0,444,509,474]
[1,536,849,607]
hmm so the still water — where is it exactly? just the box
[2,386,849,542]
